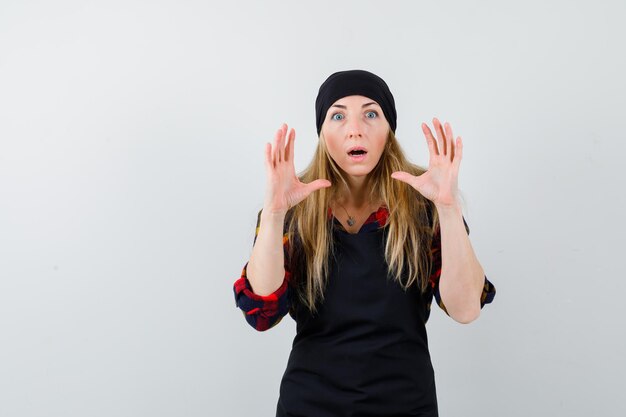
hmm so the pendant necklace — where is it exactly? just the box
[340,204,356,226]
[337,201,372,227]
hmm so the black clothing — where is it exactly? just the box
[276,221,438,417]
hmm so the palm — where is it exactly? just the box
[264,123,331,213]
[269,168,319,211]
[391,117,462,208]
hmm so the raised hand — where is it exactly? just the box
[263,123,332,214]
[391,117,462,208]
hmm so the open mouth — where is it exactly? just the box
[347,149,367,161]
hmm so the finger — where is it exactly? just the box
[308,179,332,193]
[281,124,289,163]
[390,171,414,186]
[272,126,282,167]
[277,123,287,163]
[453,136,463,170]
[392,170,428,190]
[286,127,295,164]
[433,117,446,156]
[444,122,454,162]
[264,142,272,171]
[421,123,439,157]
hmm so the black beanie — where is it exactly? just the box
[315,69,397,136]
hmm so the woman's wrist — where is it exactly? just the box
[435,202,462,217]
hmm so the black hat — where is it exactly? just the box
[315,69,397,136]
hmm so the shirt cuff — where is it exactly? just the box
[480,275,496,308]
[233,262,290,313]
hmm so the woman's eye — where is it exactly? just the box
[366,111,378,119]
[331,113,344,121]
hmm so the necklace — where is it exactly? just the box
[336,201,373,227]
[338,203,356,226]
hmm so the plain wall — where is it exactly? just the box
[1,0,624,416]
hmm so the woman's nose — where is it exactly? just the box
[347,117,364,137]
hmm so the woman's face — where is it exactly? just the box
[321,95,389,179]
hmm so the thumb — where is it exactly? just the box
[391,171,413,184]
[391,171,425,190]
[308,179,332,193]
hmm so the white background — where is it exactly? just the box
[1,0,624,416]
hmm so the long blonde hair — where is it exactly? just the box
[284,129,442,314]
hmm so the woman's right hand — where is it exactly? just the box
[263,123,332,215]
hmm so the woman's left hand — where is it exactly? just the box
[391,117,462,208]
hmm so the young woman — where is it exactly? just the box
[233,69,496,416]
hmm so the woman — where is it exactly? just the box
[233,69,496,416]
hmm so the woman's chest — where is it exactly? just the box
[294,231,428,338]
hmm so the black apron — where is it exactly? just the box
[276,220,438,417]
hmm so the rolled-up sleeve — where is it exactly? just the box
[429,215,496,317]
[233,209,292,331]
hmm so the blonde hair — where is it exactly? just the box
[282,128,448,315]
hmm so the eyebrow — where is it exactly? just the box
[331,101,379,109]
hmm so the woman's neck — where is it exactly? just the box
[336,175,375,208]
